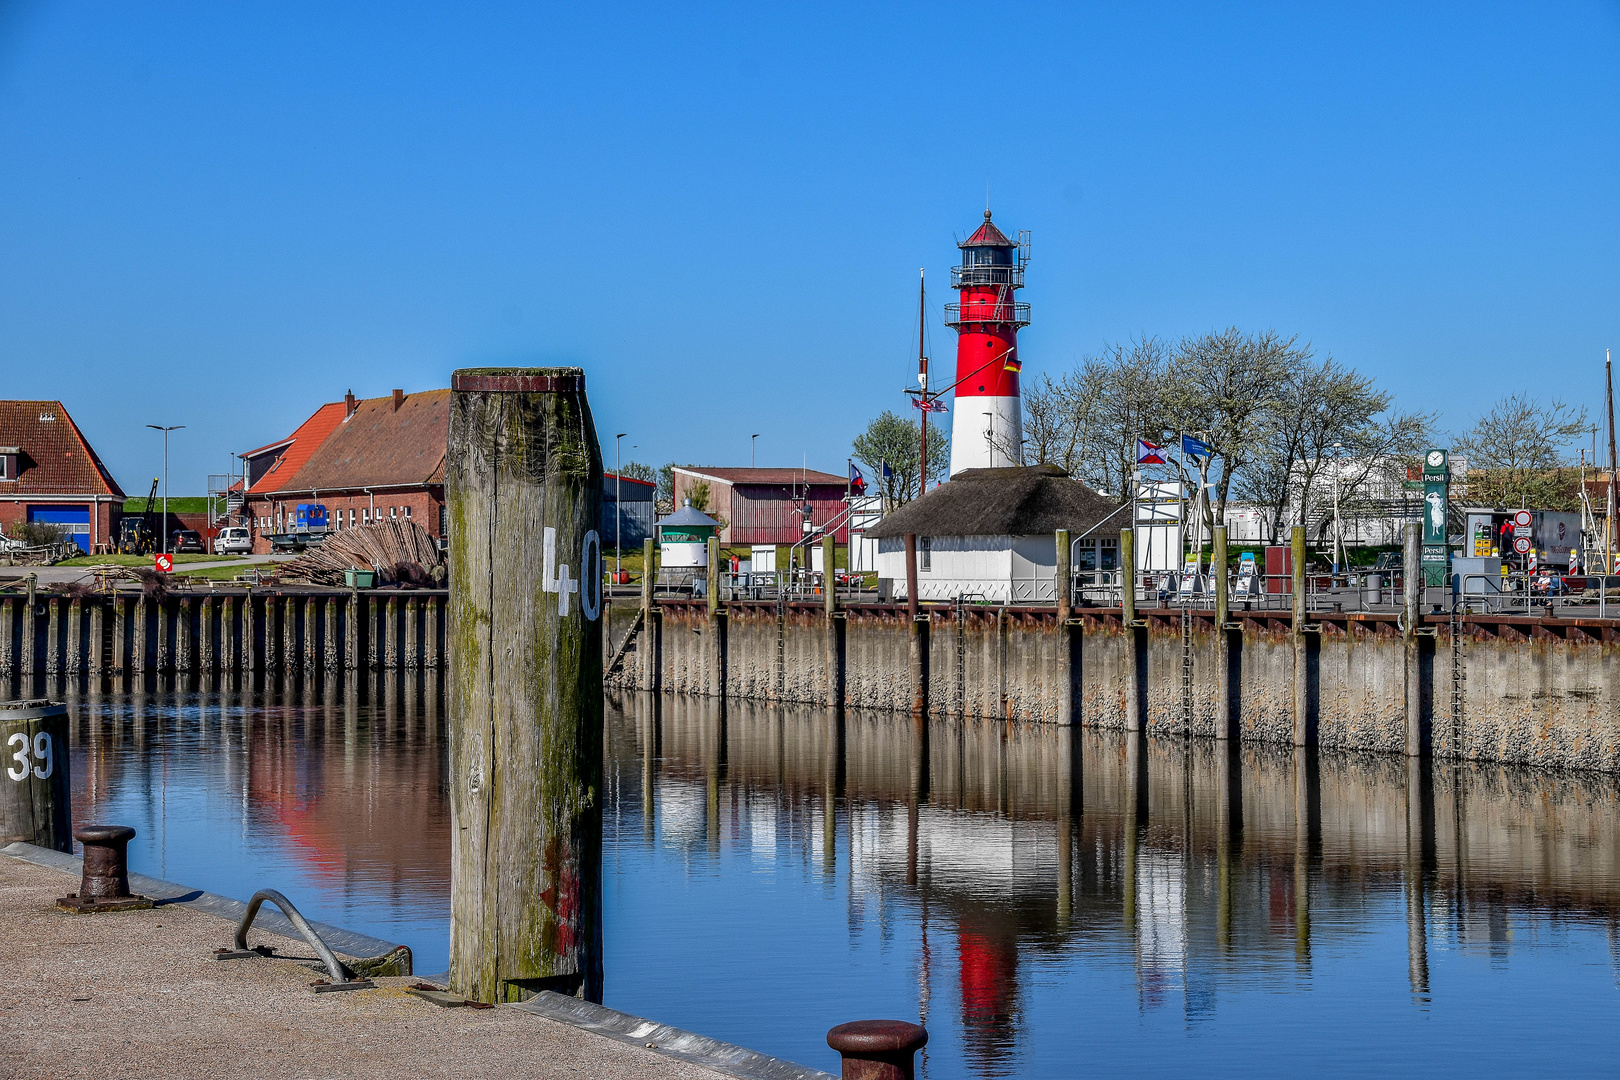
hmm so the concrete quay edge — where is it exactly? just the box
[3,842,834,1080]
[513,991,838,1080]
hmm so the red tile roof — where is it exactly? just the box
[246,402,348,494]
[0,400,124,497]
[676,466,848,486]
[263,389,449,494]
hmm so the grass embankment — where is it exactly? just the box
[122,497,210,514]
[172,564,263,581]
[56,553,221,567]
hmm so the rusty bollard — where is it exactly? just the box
[827,1020,927,1080]
[57,825,153,912]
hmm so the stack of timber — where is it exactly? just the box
[281,520,444,586]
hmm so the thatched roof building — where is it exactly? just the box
[868,465,1122,540]
[868,465,1126,603]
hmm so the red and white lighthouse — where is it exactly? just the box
[947,210,1029,475]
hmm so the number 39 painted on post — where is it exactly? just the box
[6,732,53,781]
[543,527,601,621]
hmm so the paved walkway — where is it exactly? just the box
[0,854,743,1080]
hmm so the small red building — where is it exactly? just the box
[671,466,854,545]
[0,400,125,553]
[242,389,449,554]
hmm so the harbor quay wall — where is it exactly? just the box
[0,589,447,678]
[623,601,1620,773]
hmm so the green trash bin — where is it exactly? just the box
[344,568,376,589]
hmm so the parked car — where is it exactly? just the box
[171,529,205,554]
[213,526,252,555]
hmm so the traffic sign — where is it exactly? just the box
[1514,526,1532,537]
[154,553,173,573]
[1514,510,1532,528]
[1512,536,1531,555]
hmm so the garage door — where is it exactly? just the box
[28,505,89,553]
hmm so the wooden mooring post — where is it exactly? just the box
[641,536,659,693]
[0,699,71,852]
[446,367,604,1005]
[1403,521,1425,757]
[1291,525,1312,747]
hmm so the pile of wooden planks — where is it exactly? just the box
[281,520,444,586]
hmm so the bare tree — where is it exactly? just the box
[1164,328,1303,536]
[1237,355,1434,541]
[1453,394,1589,508]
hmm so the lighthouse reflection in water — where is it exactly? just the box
[55,680,1620,1079]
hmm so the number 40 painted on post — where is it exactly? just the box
[543,527,601,621]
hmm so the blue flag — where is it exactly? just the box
[881,461,894,480]
[1181,434,1213,461]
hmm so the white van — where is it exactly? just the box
[213,527,252,555]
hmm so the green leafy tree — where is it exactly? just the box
[852,411,948,506]
[620,461,655,483]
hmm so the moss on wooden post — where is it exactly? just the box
[1054,529,1071,621]
[447,367,604,1005]
[1292,525,1310,747]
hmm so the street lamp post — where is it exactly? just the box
[615,433,627,582]
[751,433,760,469]
[146,424,185,556]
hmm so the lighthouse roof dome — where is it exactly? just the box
[959,209,1016,249]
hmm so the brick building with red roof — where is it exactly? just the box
[0,400,126,553]
[242,388,449,554]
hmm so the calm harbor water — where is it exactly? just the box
[9,674,1620,1078]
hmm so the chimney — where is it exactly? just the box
[392,389,404,412]
[345,390,357,418]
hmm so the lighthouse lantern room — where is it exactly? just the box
[946,210,1030,476]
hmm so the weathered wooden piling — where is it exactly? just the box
[242,595,257,674]
[823,533,842,709]
[0,699,71,852]
[88,599,104,675]
[65,598,82,674]
[1403,522,1424,757]
[1120,528,1144,732]
[706,537,725,698]
[641,537,659,692]
[199,596,214,673]
[0,597,15,678]
[905,534,927,716]
[447,367,604,1005]
[44,596,61,676]
[1213,525,1234,741]
[1054,528,1071,622]
[1292,525,1310,747]
[303,596,318,671]
[21,574,37,675]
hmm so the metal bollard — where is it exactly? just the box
[57,825,153,912]
[827,1020,927,1080]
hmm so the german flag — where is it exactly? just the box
[1002,351,1021,373]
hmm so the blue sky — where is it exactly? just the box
[2,3,1617,492]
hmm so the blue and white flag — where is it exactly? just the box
[1181,434,1213,461]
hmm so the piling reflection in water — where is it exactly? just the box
[605,689,1620,1078]
[23,671,452,964]
[5,671,1620,1077]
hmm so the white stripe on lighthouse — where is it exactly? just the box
[949,394,1025,475]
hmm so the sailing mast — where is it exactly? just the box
[1607,349,1616,575]
[918,269,928,499]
